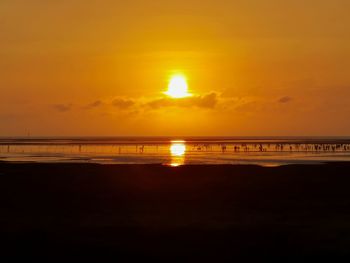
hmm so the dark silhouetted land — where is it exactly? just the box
[1,162,350,262]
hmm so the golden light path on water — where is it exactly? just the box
[169,140,186,167]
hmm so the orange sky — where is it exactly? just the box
[1,0,350,136]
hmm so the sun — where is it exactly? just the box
[164,74,192,98]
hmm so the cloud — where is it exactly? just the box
[145,92,218,109]
[192,92,218,108]
[112,98,135,109]
[278,96,293,103]
[49,92,219,115]
[84,100,103,109]
[52,104,72,112]
[233,100,261,113]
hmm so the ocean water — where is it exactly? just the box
[1,137,350,166]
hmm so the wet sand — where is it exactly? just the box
[1,162,350,261]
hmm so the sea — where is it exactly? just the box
[1,137,350,166]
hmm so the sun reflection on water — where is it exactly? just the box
[169,141,186,166]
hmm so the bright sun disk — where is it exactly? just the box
[165,75,191,98]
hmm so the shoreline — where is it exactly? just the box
[1,159,350,167]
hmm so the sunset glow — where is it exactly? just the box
[2,1,350,261]
[1,1,350,137]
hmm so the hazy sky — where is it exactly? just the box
[1,0,350,136]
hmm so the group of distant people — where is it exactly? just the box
[2,143,350,155]
[190,143,350,153]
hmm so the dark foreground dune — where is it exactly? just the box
[1,162,350,262]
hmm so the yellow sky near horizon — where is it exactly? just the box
[1,0,350,136]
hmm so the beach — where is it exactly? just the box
[1,162,350,261]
